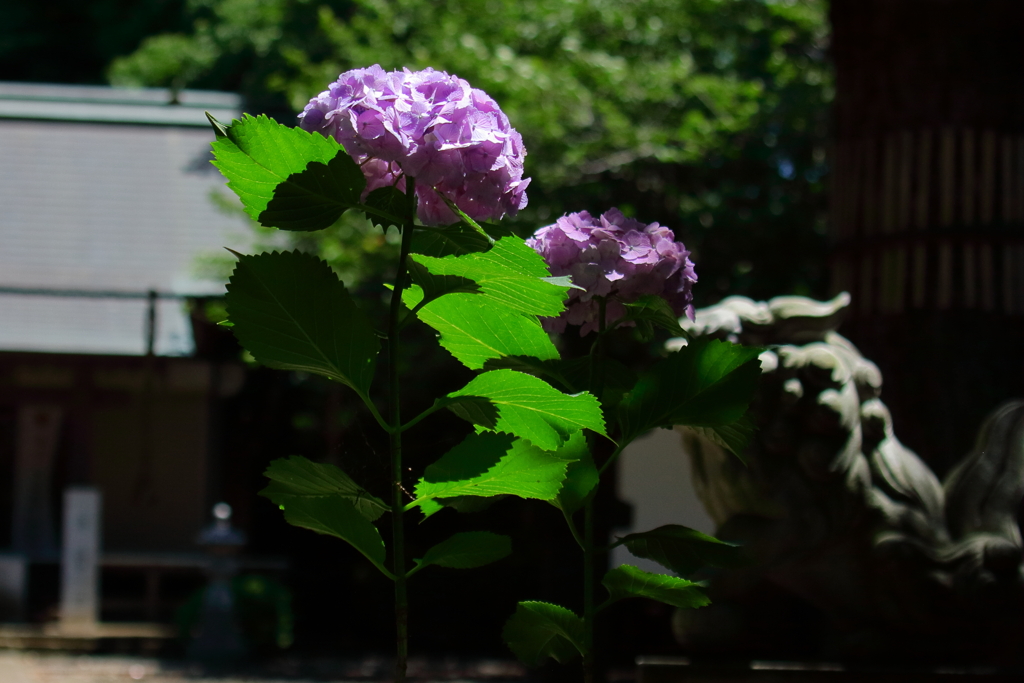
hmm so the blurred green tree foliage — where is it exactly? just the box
[109,0,833,303]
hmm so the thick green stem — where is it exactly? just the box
[388,178,417,683]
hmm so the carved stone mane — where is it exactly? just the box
[673,293,1024,662]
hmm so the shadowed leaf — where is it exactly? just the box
[549,437,598,515]
[260,456,387,522]
[618,337,761,454]
[602,565,709,609]
[614,524,743,577]
[270,495,388,576]
[225,251,379,396]
[503,601,585,665]
[414,531,511,571]
[364,185,407,232]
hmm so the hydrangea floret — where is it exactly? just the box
[299,64,530,225]
[527,208,698,335]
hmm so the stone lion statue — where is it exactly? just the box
[671,293,1024,663]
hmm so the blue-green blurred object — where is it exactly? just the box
[178,574,294,653]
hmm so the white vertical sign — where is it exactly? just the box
[60,486,102,629]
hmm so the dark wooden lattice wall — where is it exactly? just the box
[829,0,1024,475]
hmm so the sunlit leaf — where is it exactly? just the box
[406,261,481,307]
[412,432,573,517]
[208,114,366,231]
[414,294,558,370]
[410,238,567,317]
[442,370,606,451]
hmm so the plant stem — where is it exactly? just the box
[582,297,609,683]
[388,178,417,683]
[582,496,596,683]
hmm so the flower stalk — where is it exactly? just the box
[388,177,418,683]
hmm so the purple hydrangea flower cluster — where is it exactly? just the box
[527,208,698,335]
[298,65,530,226]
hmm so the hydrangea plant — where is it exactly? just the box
[206,65,759,683]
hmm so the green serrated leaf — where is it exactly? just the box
[414,531,511,572]
[364,186,407,232]
[618,337,761,451]
[503,601,586,665]
[412,432,573,515]
[549,438,599,515]
[686,415,755,464]
[270,495,388,576]
[410,238,566,317]
[442,370,606,451]
[541,275,585,290]
[259,456,387,522]
[411,223,495,258]
[602,565,710,609]
[206,112,230,138]
[407,261,481,305]
[225,251,379,396]
[209,114,367,231]
[620,295,690,338]
[554,356,638,415]
[260,153,366,231]
[614,525,743,577]
[481,356,573,390]
[415,294,558,370]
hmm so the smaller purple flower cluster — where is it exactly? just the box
[299,65,529,225]
[527,208,697,335]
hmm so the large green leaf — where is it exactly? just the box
[503,602,586,665]
[687,416,756,465]
[406,262,481,308]
[259,456,387,522]
[225,251,379,396]
[549,445,599,516]
[363,186,407,232]
[270,495,388,576]
[613,525,742,577]
[413,531,511,572]
[442,370,606,451]
[619,295,690,339]
[601,565,709,609]
[410,238,567,317]
[414,294,559,370]
[208,114,368,231]
[411,222,495,258]
[618,337,761,451]
[412,432,573,516]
